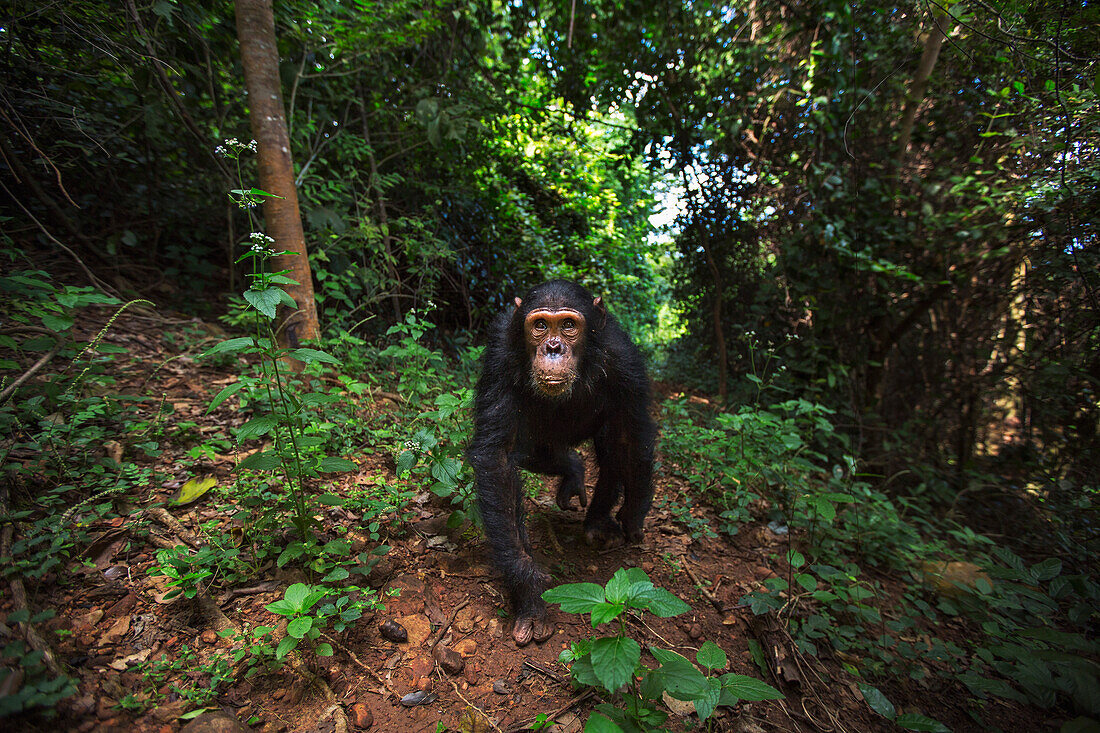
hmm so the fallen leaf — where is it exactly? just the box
[172,476,217,506]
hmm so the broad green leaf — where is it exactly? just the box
[795,573,818,592]
[719,673,784,702]
[201,337,255,358]
[284,583,310,608]
[583,712,624,733]
[315,643,334,657]
[650,647,708,700]
[895,713,951,732]
[1030,558,1062,582]
[605,568,633,603]
[207,380,247,412]
[41,313,73,331]
[543,582,606,613]
[287,616,313,639]
[319,457,357,472]
[590,636,640,693]
[317,493,345,506]
[693,676,723,720]
[275,636,298,660]
[697,641,728,671]
[243,287,283,319]
[590,602,624,627]
[172,476,216,506]
[396,450,417,475]
[236,415,277,441]
[645,587,691,617]
[787,550,805,568]
[236,450,281,472]
[289,348,340,365]
[859,683,896,719]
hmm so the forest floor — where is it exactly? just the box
[8,311,1052,733]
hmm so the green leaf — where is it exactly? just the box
[207,381,247,412]
[719,673,784,702]
[284,583,311,608]
[895,713,951,732]
[287,616,313,639]
[795,573,818,592]
[583,712,624,733]
[319,457,357,472]
[315,643,334,657]
[859,683,896,720]
[697,641,728,671]
[787,550,805,568]
[693,676,723,720]
[243,287,283,319]
[604,568,633,603]
[317,493,345,506]
[590,602,624,626]
[645,587,691,617]
[236,450,281,472]
[396,450,417,476]
[590,636,640,693]
[236,415,278,441]
[201,337,255,358]
[289,348,340,365]
[650,647,708,700]
[41,313,74,332]
[543,583,606,613]
[1030,558,1062,582]
[275,636,298,660]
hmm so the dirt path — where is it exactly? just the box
[6,313,1046,733]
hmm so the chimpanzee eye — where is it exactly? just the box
[562,319,576,331]
[533,319,548,331]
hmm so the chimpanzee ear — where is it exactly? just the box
[514,297,523,309]
[592,297,607,331]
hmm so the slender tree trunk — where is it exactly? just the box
[894,9,951,169]
[234,0,319,349]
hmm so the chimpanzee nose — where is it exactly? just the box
[545,338,563,354]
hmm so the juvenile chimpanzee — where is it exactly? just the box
[467,280,655,646]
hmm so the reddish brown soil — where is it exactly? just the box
[3,312,1054,733]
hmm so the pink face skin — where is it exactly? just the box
[523,307,586,397]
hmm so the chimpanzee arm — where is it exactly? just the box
[467,385,551,645]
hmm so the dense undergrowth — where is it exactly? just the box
[1,259,1096,731]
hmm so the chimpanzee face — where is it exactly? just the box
[521,304,586,398]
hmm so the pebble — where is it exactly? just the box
[350,703,373,729]
[435,646,464,675]
[201,629,218,645]
[687,623,704,640]
[492,679,508,694]
[454,638,477,657]
[380,619,408,643]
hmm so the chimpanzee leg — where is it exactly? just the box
[583,433,624,545]
[519,447,586,509]
[615,417,655,543]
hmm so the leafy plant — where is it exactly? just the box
[263,582,383,661]
[544,568,783,730]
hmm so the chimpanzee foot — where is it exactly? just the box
[513,616,554,646]
[583,515,622,547]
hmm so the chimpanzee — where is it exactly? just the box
[467,280,656,646]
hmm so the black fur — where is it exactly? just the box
[467,280,656,625]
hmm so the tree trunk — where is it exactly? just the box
[894,9,951,169]
[234,0,319,349]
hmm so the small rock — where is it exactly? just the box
[407,653,434,679]
[201,629,219,645]
[380,619,408,643]
[415,676,432,691]
[454,638,477,657]
[454,606,476,633]
[435,646,464,675]
[687,623,704,640]
[487,618,502,639]
[395,614,432,647]
[641,561,654,573]
[350,702,373,729]
[463,665,479,685]
[492,679,508,695]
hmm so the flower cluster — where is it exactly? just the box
[248,232,276,257]
[214,138,259,159]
